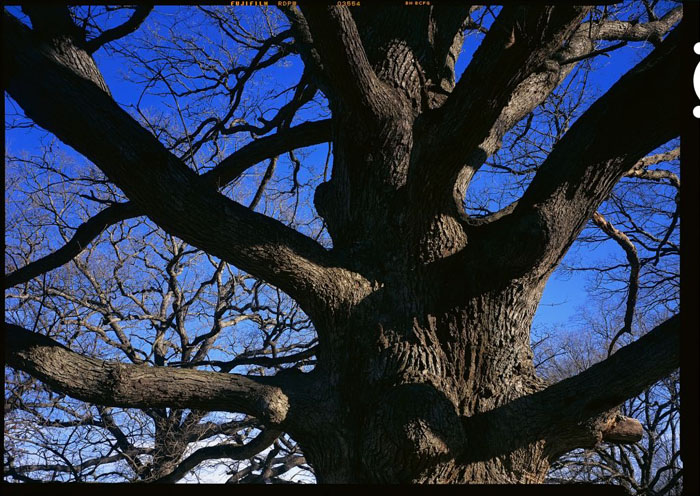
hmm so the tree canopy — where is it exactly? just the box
[3,2,688,485]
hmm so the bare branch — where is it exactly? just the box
[464,27,680,286]
[5,323,292,425]
[412,5,589,205]
[595,5,682,44]
[4,202,140,289]
[590,212,640,355]
[3,11,366,318]
[154,428,281,483]
[84,6,154,54]
[450,8,681,216]
[624,148,680,189]
[201,119,331,190]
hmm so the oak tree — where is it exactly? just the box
[4,2,685,483]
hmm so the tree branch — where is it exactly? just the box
[9,452,141,476]
[624,148,680,189]
[84,6,154,54]
[4,202,140,289]
[154,428,281,483]
[3,11,365,318]
[595,5,682,44]
[460,314,680,462]
[295,5,400,117]
[590,212,640,355]
[463,26,680,286]
[412,5,589,204]
[201,119,331,190]
[449,7,681,218]
[5,323,292,425]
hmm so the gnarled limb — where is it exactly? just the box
[411,5,589,204]
[460,314,679,462]
[590,212,640,355]
[154,428,281,483]
[461,26,680,287]
[595,6,682,44]
[5,323,293,425]
[3,10,367,318]
[624,148,681,188]
[450,7,681,215]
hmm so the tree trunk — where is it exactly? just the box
[291,274,550,483]
[290,97,551,480]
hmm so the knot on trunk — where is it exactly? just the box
[601,414,643,444]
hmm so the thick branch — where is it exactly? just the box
[461,314,680,462]
[280,6,327,94]
[4,202,140,289]
[84,6,154,54]
[5,323,291,425]
[155,428,281,483]
[22,5,82,40]
[297,5,400,117]
[465,27,680,286]
[3,11,363,317]
[413,5,588,202]
[542,314,680,456]
[451,7,680,215]
[595,6,682,44]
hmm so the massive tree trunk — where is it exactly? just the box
[297,286,549,483]
[3,4,682,484]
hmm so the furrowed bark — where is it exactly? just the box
[5,323,292,425]
[3,11,367,318]
[411,5,589,204]
[463,26,680,286]
[459,314,679,462]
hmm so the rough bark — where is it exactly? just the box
[3,5,682,484]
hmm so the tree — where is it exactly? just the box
[4,3,685,484]
[534,310,682,494]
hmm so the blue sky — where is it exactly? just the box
[4,5,677,342]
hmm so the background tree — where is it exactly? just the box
[4,2,687,484]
